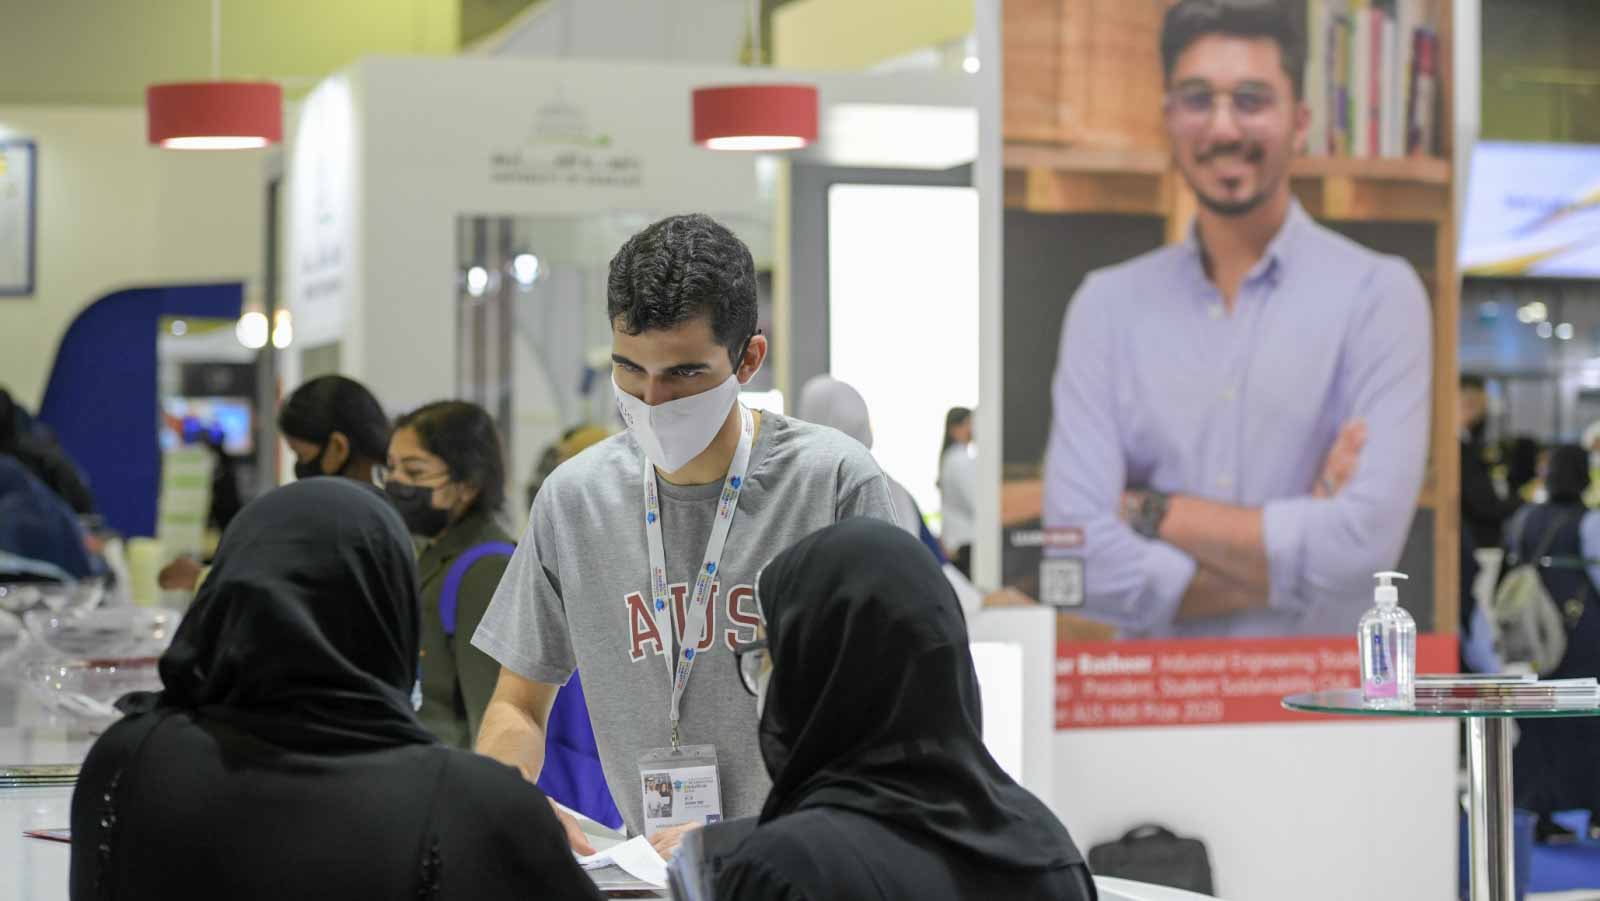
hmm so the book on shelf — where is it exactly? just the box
[1305,0,1440,159]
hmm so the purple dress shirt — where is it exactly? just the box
[1044,201,1432,637]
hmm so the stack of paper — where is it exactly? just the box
[1415,675,1600,710]
[576,835,669,894]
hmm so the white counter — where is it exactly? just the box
[0,675,1226,901]
[0,683,97,901]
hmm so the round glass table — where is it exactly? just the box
[1284,688,1600,901]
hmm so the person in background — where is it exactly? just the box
[159,375,392,593]
[526,424,611,512]
[797,377,922,539]
[384,401,514,750]
[1461,375,1517,550]
[1043,0,1429,638]
[712,518,1095,900]
[0,455,94,580]
[1499,445,1600,843]
[939,406,977,578]
[279,375,392,485]
[0,386,95,515]
[70,479,601,901]
[472,214,895,856]
[798,376,988,616]
[1505,435,1542,504]
[1583,421,1600,509]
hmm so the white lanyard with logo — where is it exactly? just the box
[641,402,753,749]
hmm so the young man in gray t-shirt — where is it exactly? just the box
[472,214,895,856]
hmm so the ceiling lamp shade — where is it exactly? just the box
[692,84,818,151]
[147,82,282,150]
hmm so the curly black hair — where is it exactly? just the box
[606,213,758,364]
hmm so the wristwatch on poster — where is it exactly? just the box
[1129,491,1171,539]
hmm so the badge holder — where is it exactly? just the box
[637,744,723,837]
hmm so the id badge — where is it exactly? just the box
[637,744,723,836]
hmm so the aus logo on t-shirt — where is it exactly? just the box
[624,582,760,662]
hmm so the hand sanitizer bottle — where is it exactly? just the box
[1359,572,1416,708]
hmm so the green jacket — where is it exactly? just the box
[416,510,513,749]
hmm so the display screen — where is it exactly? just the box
[1461,140,1600,278]
[160,397,254,456]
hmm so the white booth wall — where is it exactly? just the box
[287,55,974,516]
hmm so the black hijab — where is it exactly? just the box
[133,477,436,751]
[754,517,1078,870]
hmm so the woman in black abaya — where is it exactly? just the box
[70,478,600,900]
[717,517,1096,900]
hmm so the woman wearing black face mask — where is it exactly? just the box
[158,376,393,595]
[279,375,391,485]
[384,401,512,749]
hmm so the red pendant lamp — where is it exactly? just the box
[146,0,281,150]
[692,84,818,151]
[691,1,817,152]
[148,82,282,150]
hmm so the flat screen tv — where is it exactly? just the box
[160,396,254,457]
[1461,140,1600,279]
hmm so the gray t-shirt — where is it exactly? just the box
[473,412,896,835]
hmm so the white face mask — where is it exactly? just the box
[756,666,772,718]
[613,372,742,474]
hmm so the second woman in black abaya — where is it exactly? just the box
[70,478,600,901]
[716,517,1097,900]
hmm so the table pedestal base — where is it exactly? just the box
[1466,718,1515,901]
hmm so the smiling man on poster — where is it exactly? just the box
[1043,0,1432,638]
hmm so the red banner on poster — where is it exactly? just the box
[1055,635,1459,729]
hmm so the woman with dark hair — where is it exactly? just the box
[161,375,393,594]
[939,406,977,577]
[384,401,511,749]
[712,518,1095,900]
[70,479,601,900]
[278,375,391,485]
[1501,444,1600,843]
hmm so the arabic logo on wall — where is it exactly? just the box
[490,94,643,189]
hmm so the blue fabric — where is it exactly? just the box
[438,542,517,637]
[0,455,92,578]
[538,669,625,830]
[1526,811,1600,895]
[1461,605,1504,675]
[438,541,620,828]
[917,518,947,564]
[37,284,242,538]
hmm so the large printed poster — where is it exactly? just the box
[0,140,36,296]
[1002,210,1455,729]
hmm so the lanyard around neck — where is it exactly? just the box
[641,403,754,747]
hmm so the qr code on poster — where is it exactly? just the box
[1039,558,1084,607]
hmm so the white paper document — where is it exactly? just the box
[576,835,669,888]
